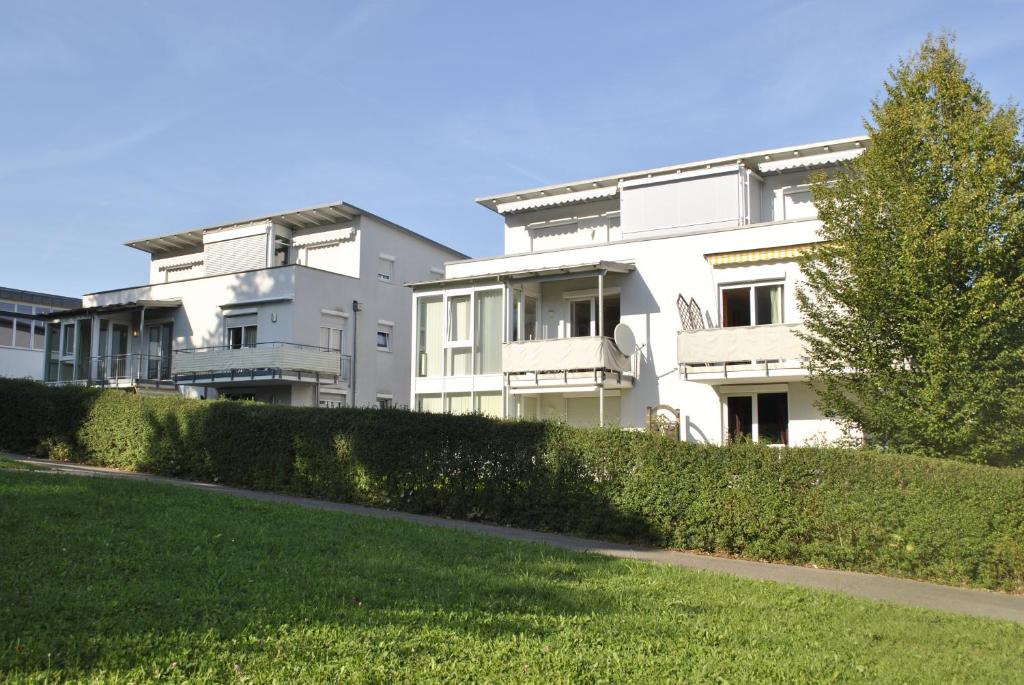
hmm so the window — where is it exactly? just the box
[62,323,76,355]
[446,294,471,374]
[570,299,593,337]
[721,283,784,327]
[446,393,472,414]
[417,394,442,413]
[376,395,393,409]
[475,392,503,418]
[416,296,443,377]
[377,255,395,282]
[1,301,58,350]
[377,323,393,351]
[726,392,789,445]
[474,289,502,374]
[228,325,257,349]
[319,326,344,351]
[512,290,538,342]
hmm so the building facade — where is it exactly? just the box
[410,137,865,445]
[42,203,465,407]
[0,287,81,379]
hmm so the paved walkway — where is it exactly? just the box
[8,455,1024,624]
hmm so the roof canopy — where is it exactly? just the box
[38,299,182,321]
[125,203,362,255]
[476,136,868,215]
[409,260,634,288]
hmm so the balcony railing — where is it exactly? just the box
[503,336,632,375]
[172,342,349,384]
[45,353,172,386]
[677,323,808,381]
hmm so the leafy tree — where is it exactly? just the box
[799,34,1024,465]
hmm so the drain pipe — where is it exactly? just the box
[350,300,362,407]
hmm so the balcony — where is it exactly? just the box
[502,336,634,393]
[45,354,175,390]
[172,342,350,386]
[677,323,808,383]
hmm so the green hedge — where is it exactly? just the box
[1,378,1022,592]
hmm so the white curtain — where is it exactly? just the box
[475,290,502,374]
[418,298,443,377]
[418,394,443,413]
[475,392,503,418]
[447,393,472,414]
[769,285,783,324]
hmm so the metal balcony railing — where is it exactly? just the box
[45,353,172,386]
[172,341,349,382]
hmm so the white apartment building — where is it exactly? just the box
[0,287,80,379]
[410,137,866,445]
[42,202,465,407]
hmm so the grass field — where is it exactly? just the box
[1,469,1022,684]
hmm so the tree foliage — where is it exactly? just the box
[800,34,1024,465]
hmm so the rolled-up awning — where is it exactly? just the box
[757,148,862,174]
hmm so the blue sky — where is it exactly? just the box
[2,0,1022,296]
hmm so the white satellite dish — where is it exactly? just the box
[612,323,637,355]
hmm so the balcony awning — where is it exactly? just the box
[706,242,819,267]
[36,299,182,322]
[494,186,619,215]
[757,148,862,174]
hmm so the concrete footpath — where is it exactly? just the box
[7,455,1024,625]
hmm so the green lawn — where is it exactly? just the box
[1,470,1022,684]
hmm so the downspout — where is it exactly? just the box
[350,300,361,407]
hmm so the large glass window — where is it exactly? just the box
[474,289,502,374]
[512,291,539,342]
[416,296,443,377]
[721,283,784,327]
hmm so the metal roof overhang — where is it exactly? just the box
[408,260,634,288]
[37,298,183,321]
[125,203,363,254]
[476,135,869,213]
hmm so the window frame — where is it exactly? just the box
[721,389,790,446]
[718,280,785,328]
[377,255,395,283]
[376,323,393,352]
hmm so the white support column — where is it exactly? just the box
[599,379,605,428]
[89,314,101,381]
[597,271,605,338]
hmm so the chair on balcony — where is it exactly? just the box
[676,294,706,332]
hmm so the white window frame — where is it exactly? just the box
[718,280,785,328]
[567,295,596,338]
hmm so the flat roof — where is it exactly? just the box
[35,298,182,321]
[475,135,869,213]
[0,286,81,310]
[125,201,469,259]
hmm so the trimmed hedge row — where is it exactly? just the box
[1,378,1022,592]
